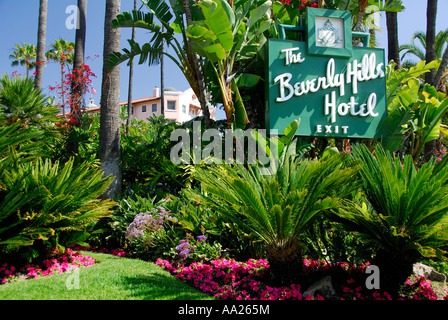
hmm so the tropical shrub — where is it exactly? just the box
[0,75,64,159]
[50,113,101,166]
[0,157,115,262]
[186,0,272,129]
[121,116,186,197]
[0,74,60,127]
[163,190,247,255]
[334,144,448,296]
[168,233,223,266]
[0,150,115,263]
[93,194,162,249]
[381,60,448,162]
[124,206,179,261]
[186,150,360,285]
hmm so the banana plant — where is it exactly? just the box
[186,0,272,129]
[381,60,448,162]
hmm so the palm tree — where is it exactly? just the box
[400,31,448,66]
[9,43,37,78]
[46,39,75,118]
[35,0,48,90]
[99,0,122,199]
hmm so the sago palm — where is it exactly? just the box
[335,144,448,295]
[0,156,115,263]
[0,75,60,127]
[187,152,359,285]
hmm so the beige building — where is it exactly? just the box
[122,86,216,123]
[61,86,216,123]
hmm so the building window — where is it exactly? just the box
[142,105,147,112]
[167,100,176,111]
[182,104,187,114]
[152,103,157,112]
[131,106,134,115]
[190,109,196,117]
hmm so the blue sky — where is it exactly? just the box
[0,0,447,121]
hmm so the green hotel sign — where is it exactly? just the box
[266,8,387,139]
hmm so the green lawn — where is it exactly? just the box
[0,252,214,300]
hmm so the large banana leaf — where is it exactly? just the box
[186,0,271,129]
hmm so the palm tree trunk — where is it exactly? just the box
[182,0,212,127]
[424,0,438,162]
[35,0,47,90]
[26,61,30,79]
[68,0,87,156]
[161,26,165,117]
[355,0,368,32]
[126,0,137,135]
[425,0,437,85]
[386,0,400,69]
[99,0,122,199]
[433,46,448,90]
[73,0,87,70]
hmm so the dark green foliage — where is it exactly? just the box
[50,113,101,166]
[304,216,376,265]
[121,116,186,197]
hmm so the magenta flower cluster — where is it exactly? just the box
[157,258,327,300]
[1,248,95,285]
[404,276,444,300]
[156,257,448,300]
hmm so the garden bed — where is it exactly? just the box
[156,257,448,301]
[1,246,447,301]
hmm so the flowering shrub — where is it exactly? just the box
[125,207,178,261]
[156,257,448,300]
[169,233,222,265]
[0,249,94,285]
